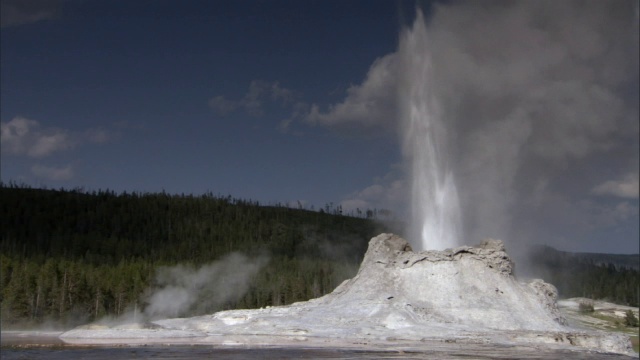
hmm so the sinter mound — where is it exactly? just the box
[61,233,634,355]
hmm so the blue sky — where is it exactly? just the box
[1,0,638,254]
[1,0,404,202]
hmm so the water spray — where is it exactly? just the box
[398,10,461,250]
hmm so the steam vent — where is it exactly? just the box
[61,233,634,355]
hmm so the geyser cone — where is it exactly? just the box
[398,10,461,250]
[59,234,634,356]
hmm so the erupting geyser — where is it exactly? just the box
[60,234,634,356]
[54,6,637,358]
[399,11,461,251]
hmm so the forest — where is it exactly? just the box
[1,183,638,329]
[527,245,639,307]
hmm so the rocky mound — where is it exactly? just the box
[60,233,633,355]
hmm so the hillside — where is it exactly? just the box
[0,184,392,328]
[570,251,639,271]
[1,184,637,330]
[524,245,639,307]
[529,245,639,271]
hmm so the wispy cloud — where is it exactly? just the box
[1,117,73,157]
[31,163,74,181]
[0,0,63,28]
[278,101,310,133]
[592,173,639,199]
[1,116,110,158]
[304,54,398,130]
[84,128,110,144]
[543,196,638,233]
[208,96,239,115]
[209,80,296,117]
[340,168,406,217]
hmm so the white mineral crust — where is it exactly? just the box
[60,233,634,355]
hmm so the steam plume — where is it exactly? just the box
[143,253,269,319]
[327,1,638,252]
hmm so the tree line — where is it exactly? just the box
[1,183,636,329]
[527,245,639,307]
[0,184,389,328]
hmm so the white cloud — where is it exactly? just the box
[340,170,406,217]
[592,173,640,199]
[84,128,110,144]
[241,81,268,116]
[269,82,295,104]
[279,101,310,133]
[524,192,638,252]
[340,198,371,213]
[304,54,398,130]
[574,200,638,230]
[308,1,638,249]
[1,117,73,157]
[608,202,638,224]
[0,0,62,28]
[209,80,296,117]
[424,0,638,246]
[31,163,74,181]
[0,116,110,158]
[207,96,238,115]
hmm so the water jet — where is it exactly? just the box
[398,10,461,251]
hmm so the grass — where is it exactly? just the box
[588,312,639,353]
[589,313,626,330]
[567,308,639,353]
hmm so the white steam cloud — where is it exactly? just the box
[143,252,269,319]
[315,0,639,251]
[423,0,638,246]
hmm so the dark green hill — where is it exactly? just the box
[1,184,636,329]
[525,245,639,307]
[571,251,639,271]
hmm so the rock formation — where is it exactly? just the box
[60,233,634,355]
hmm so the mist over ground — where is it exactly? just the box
[143,253,269,320]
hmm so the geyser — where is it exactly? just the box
[59,234,634,356]
[398,11,461,250]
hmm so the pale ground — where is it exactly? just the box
[558,298,639,353]
[0,234,620,358]
[558,298,639,330]
[53,234,637,358]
